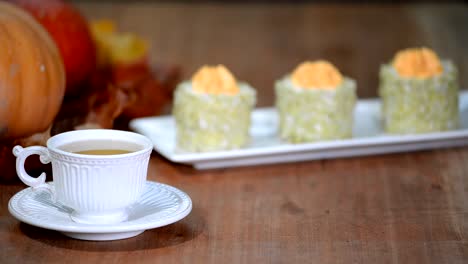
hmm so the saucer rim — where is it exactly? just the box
[8,181,192,234]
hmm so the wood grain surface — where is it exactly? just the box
[1,3,467,264]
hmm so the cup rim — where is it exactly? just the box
[47,129,153,159]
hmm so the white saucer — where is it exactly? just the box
[8,181,192,241]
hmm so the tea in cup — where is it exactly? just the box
[13,129,153,225]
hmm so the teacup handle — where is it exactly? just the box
[13,146,52,191]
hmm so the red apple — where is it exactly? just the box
[10,0,96,94]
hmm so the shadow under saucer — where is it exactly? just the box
[19,205,205,252]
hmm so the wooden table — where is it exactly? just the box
[1,3,468,263]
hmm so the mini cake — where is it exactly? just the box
[275,60,357,143]
[173,65,256,152]
[379,47,459,134]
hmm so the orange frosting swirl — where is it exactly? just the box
[392,47,443,78]
[291,60,343,90]
[192,65,240,95]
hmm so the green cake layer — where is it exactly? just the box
[379,61,459,134]
[275,76,357,143]
[173,82,256,152]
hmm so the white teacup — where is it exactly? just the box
[13,129,153,225]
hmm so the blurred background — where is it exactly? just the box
[69,0,468,109]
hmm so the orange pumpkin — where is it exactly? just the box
[0,2,65,139]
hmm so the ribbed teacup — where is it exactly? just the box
[13,129,153,225]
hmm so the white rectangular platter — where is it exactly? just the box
[130,91,468,170]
